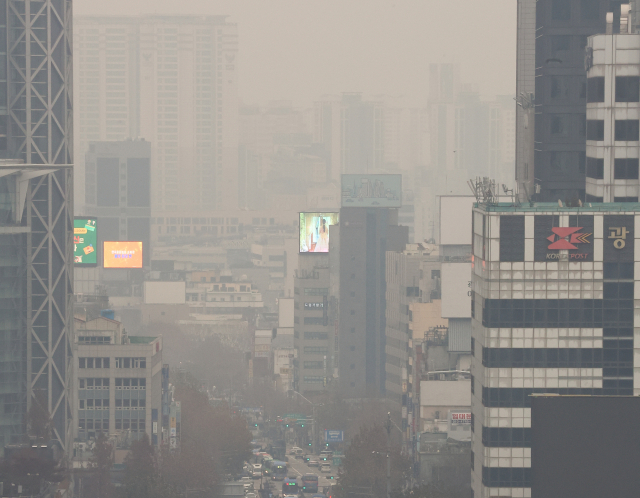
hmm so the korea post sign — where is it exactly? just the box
[74,217,98,266]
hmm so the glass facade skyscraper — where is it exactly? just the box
[0,0,73,455]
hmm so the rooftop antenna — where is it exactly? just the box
[468,177,498,206]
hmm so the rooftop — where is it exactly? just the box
[476,202,640,213]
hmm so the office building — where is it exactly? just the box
[0,0,74,455]
[470,201,640,498]
[384,244,440,415]
[73,315,163,446]
[515,0,622,201]
[84,139,152,264]
[294,254,335,395]
[585,18,640,202]
[74,15,239,213]
[338,207,408,398]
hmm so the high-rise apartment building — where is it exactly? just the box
[74,16,239,214]
[314,93,385,181]
[0,0,74,454]
[470,202,640,498]
[515,0,623,202]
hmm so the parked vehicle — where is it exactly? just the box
[320,463,331,473]
[308,459,319,467]
[252,463,263,479]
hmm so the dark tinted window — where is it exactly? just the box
[587,77,604,103]
[614,158,639,179]
[96,157,119,207]
[615,120,640,141]
[586,157,604,179]
[551,0,571,20]
[500,216,525,262]
[585,194,603,203]
[127,157,151,207]
[581,0,600,20]
[615,76,640,102]
[550,35,570,52]
[586,120,604,141]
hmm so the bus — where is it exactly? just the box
[265,460,287,481]
[300,473,319,493]
[282,477,299,495]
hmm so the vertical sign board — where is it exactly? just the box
[74,217,98,266]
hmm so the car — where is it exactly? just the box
[252,463,263,479]
[283,495,298,498]
[308,459,319,467]
[246,493,257,498]
[320,463,331,473]
[289,446,302,455]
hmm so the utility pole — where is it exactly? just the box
[312,404,317,455]
[385,412,391,498]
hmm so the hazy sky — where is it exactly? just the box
[76,0,517,107]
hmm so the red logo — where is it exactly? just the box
[547,227,591,250]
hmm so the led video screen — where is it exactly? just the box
[103,241,143,269]
[299,212,339,253]
[74,217,98,266]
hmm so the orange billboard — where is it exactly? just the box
[103,241,143,269]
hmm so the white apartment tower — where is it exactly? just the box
[74,16,239,214]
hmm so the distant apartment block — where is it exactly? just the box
[74,15,239,213]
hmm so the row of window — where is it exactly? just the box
[586,119,639,142]
[78,419,147,432]
[79,378,109,389]
[586,157,640,180]
[303,332,327,341]
[482,347,633,369]
[79,357,147,369]
[303,361,324,369]
[481,386,632,408]
[587,76,640,104]
[78,336,111,345]
[79,398,147,409]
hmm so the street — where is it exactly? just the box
[285,451,336,494]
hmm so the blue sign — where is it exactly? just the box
[324,430,344,442]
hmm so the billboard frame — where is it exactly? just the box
[341,174,402,208]
[299,212,339,254]
[74,216,98,267]
[103,240,144,269]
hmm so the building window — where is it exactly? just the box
[471,337,475,356]
[615,120,640,141]
[586,157,604,179]
[303,376,324,384]
[304,317,325,325]
[586,76,605,103]
[303,332,328,340]
[303,347,328,354]
[115,357,147,369]
[615,76,640,103]
[471,375,475,394]
[115,378,146,389]
[586,120,604,141]
[303,361,324,369]
[551,0,571,20]
[614,158,639,179]
[304,288,328,296]
[79,357,110,368]
[581,0,600,20]
[78,336,111,345]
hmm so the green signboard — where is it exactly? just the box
[74,217,98,266]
